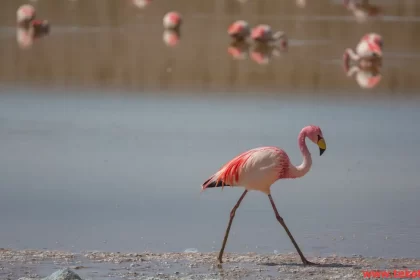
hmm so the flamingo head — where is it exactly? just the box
[304,125,326,156]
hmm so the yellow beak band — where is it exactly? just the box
[317,137,326,156]
[317,138,326,150]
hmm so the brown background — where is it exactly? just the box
[0,0,419,95]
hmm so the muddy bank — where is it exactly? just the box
[1,248,419,279]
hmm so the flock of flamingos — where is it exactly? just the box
[15,0,383,90]
[15,0,384,267]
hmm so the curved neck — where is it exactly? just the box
[288,130,312,179]
[346,48,360,61]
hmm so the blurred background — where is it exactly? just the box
[1,0,420,260]
[0,0,419,95]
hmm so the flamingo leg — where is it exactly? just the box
[268,194,317,266]
[218,190,248,264]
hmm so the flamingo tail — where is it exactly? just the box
[202,176,231,189]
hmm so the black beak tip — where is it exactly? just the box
[320,148,326,156]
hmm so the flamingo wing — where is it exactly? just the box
[202,147,287,191]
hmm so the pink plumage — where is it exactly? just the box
[201,125,327,265]
[202,125,326,194]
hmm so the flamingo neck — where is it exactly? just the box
[288,130,312,179]
[346,48,360,61]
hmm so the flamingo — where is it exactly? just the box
[344,33,383,65]
[343,0,381,23]
[16,4,36,28]
[201,125,326,265]
[163,11,182,30]
[16,19,50,49]
[132,0,152,9]
[228,20,250,42]
[296,0,306,8]
[251,24,288,48]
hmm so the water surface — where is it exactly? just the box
[0,89,419,259]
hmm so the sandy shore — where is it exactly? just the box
[1,249,420,279]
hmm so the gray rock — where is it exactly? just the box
[42,268,82,280]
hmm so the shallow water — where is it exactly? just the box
[0,0,420,264]
[0,89,419,259]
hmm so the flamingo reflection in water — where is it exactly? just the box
[163,30,181,47]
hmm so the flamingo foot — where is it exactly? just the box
[302,259,318,266]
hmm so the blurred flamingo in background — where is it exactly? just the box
[296,0,306,8]
[228,20,250,42]
[132,0,152,9]
[16,4,36,28]
[251,24,288,48]
[201,125,327,265]
[163,11,182,30]
[344,32,383,67]
[343,0,381,23]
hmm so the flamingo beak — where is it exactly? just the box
[317,135,326,156]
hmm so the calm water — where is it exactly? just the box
[1,0,420,262]
[0,89,419,259]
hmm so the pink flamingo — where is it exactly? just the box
[344,33,382,65]
[16,19,50,49]
[163,11,182,30]
[16,4,36,28]
[228,20,250,41]
[251,24,288,47]
[132,0,152,9]
[201,125,327,265]
[343,0,381,23]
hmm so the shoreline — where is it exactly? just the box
[1,248,420,279]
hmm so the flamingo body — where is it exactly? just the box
[203,147,289,194]
[163,11,182,29]
[344,0,381,22]
[344,32,383,67]
[228,20,250,41]
[16,4,36,27]
[202,125,326,195]
[251,24,288,48]
[132,0,151,9]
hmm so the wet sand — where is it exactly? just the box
[1,248,420,279]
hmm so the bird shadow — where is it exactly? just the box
[258,262,354,268]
